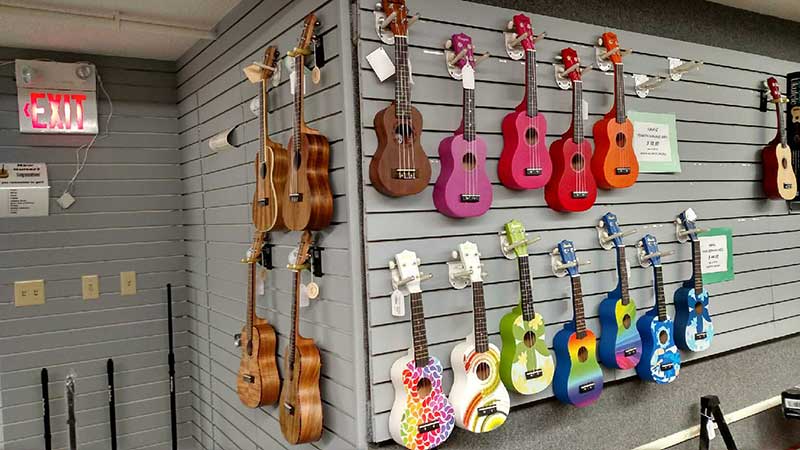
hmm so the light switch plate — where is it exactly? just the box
[15,280,45,306]
[120,271,137,296]
[82,275,100,300]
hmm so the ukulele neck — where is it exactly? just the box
[394,35,411,122]
[777,100,788,147]
[571,276,587,338]
[691,239,704,294]
[617,246,630,305]
[409,292,429,367]
[289,266,302,370]
[518,256,536,321]
[525,49,538,117]
[293,54,305,154]
[472,281,489,353]
[654,265,668,322]
[614,63,626,124]
[260,74,270,139]
[462,84,477,142]
[572,80,584,143]
[246,259,256,348]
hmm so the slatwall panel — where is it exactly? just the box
[176,0,362,449]
[0,49,193,449]
[356,0,800,444]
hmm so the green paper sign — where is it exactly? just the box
[698,228,734,284]
[628,111,681,173]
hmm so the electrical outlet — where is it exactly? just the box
[120,271,137,296]
[15,280,45,306]
[82,275,100,300]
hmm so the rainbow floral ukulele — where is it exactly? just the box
[388,250,455,449]
[498,220,555,395]
[597,213,642,370]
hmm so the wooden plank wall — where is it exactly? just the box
[176,0,361,449]
[0,49,193,449]
[356,0,800,444]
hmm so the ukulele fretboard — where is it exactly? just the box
[472,281,489,353]
[691,239,704,295]
[409,292,430,367]
[570,276,587,338]
[654,265,668,322]
[617,246,630,305]
[573,80,584,143]
[394,35,412,122]
[463,87,476,142]
[518,256,536,321]
[614,63,626,124]
[525,50,538,117]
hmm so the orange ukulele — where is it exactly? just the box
[762,77,798,200]
[253,46,289,232]
[591,32,639,189]
[280,231,323,444]
[236,231,280,407]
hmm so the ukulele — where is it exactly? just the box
[498,14,551,190]
[545,48,597,212]
[673,208,715,352]
[552,240,604,407]
[280,231,323,444]
[591,33,639,189]
[253,46,289,232]
[761,77,798,200]
[433,33,493,218]
[388,250,455,450]
[370,0,432,197]
[448,242,510,432]
[597,213,642,370]
[498,220,555,395]
[236,231,280,408]
[635,235,681,384]
[282,14,334,231]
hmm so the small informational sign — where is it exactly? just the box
[628,111,681,173]
[0,163,50,217]
[699,227,734,284]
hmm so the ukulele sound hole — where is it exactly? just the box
[260,162,267,179]
[524,330,536,348]
[615,132,627,148]
[577,346,589,362]
[475,361,491,381]
[462,152,477,171]
[695,303,705,315]
[659,330,669,345]
[525,127,538,146]
[782,158,789,169]
[395,123,413,144]
[416,377,432,398]
[571,153,585,171]
[292,150,302,170]
[622,314,632,330]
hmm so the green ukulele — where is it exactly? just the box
[499,220,555,395]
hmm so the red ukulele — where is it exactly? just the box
[591,32,639,189]
[498,14,551,190]
[545,48,597,212]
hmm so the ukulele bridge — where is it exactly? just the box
[525,168,543,176]
[525,369,543,380]
[660,363,674,372]
[579,382,596,393]
[784,183,794,189]
[695,332,708,340]
[477,404,497,417]
[615,167,631,175]
[284,402,295,415]
[393,168,417,180]
[418,420,440,434]
[242,374,255,383]
[460,194,480,203]
[572,191,589,199]
[289,193,304,203]
[258,197,269,206]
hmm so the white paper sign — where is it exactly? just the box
[462,65,475,90]
[0,163,49,217]
[700,235,728,274]
[633,121,672,162]
[366,47,396,82]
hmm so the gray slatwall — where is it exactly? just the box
[176,0,364,449]
[0,49,193,449]
[356,0,800,445]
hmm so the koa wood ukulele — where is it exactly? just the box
[673,208,714,352]
[552,240,604,407]
[498,220,555,395]
[236,231,280,408]
[762,77,798,200]
[545,48,597,212]
[448,241,510,432]
[635,234,681,384]
[597,213,642,370]
[591,32,639,189]
[280,231,323,444]
[388,250,455,450]
[253,46,289,232]
[498,15,551,190]
[283,14,334,231]
[433,34,493,218]
[370,0,431,197]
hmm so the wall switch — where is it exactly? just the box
[82,275,100,300]
[15,280,45,306]
[120,271,137,296]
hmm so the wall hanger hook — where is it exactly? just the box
[380,10,397,30]
[550,248,591,277]
[634,74,668,98]
[474,52,491,66]
[407,13,420,27]
[509,32,530,48]
[636,243,675,268]
[498,230,541,259]
[669,57,703,81]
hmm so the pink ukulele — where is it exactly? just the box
[498,14,551,190]
[433,33,493,218]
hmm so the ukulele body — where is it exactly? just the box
[591,115,639,189]
[283,129,333,231]
[498,109,551,189]
[597,292,642,370]
[635,309,681,384]
[433,133,493,218]
[388,350,455,449]
[498,306,555,395]
[279,336,323,444]
[552,323,604,407]
[673,282,714,352]
[761,141,798,200]
[253,142,289,232]
[371,103,431,197]
[237,318,280,407]
[448,335,509,433]
[545,136,597,212]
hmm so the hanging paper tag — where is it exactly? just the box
[706,417,716,440]
[289,70,306,96]
[300,284,310,308]
[462,65,476,90]
[288,248,299,267]
[391,289,405,317]
[306,281,320,300]
[311,66,321,85]
[257,266,267,296]
[408,58,415,85]
[366,47,396,82]
[582,99,590,121]
[243,64,263,84]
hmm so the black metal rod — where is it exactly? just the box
[167,283,178,450]
[107,359,117,450]
[41,368,52,450]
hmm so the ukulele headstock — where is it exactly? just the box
[381,0,410,36]
[243,232,265,264]
[450,33,476,70]
[552,240,584,278]
[501,219,535,259]
[511,14,536,51]
[676,208,705,243]
[448,241,484,288]
[597,212,635,250]
[260,46,280,82]
[290,13,319,58]
[390,250,426,294]
[290,231,314,270]
[561,48,582,82]
[599,32,622,64]
[637,234,666,268]
[767,77,783,103]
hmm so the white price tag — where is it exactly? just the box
[366,47,396,82]
[633,121,672,162]
[408,58,414,85]
[462,65,475,90]
[582,99,590,121]
[289,70,306,96]
[706,418,716,440]
[257,266,267,296]
[300,284,310,308]
[391,289,405,317]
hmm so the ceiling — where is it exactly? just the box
[0,0,241,61]
[708,0,800,22]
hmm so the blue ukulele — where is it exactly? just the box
[597,213,642,370]
[635,235,681,384]
[673,208,714,352]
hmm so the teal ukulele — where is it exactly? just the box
[499,220,555,395]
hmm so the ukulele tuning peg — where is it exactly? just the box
[388,260,396,270]
[597,37,604,46]
[451,250,459,260]
[374,2,382,11]
[507,20,514,30]
[445,39,453,49]
[509,32,529,48]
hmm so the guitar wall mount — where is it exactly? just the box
[373,2,419,45]
[550,247,590,278]
[634,56,703,98]
[447,250,484,289]
[498,229,540,260]
[554,54,593,90]
[444,39,490,80]
[502,18,545,61]
[636,240,674,268]
[594,35,632,72]
[596,220,637,251]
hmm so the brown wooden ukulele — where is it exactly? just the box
[282,14,334,231]
[236,231,280,408]
[253,46,289,232]
[280,230,323,444]
[369,0,431,197]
